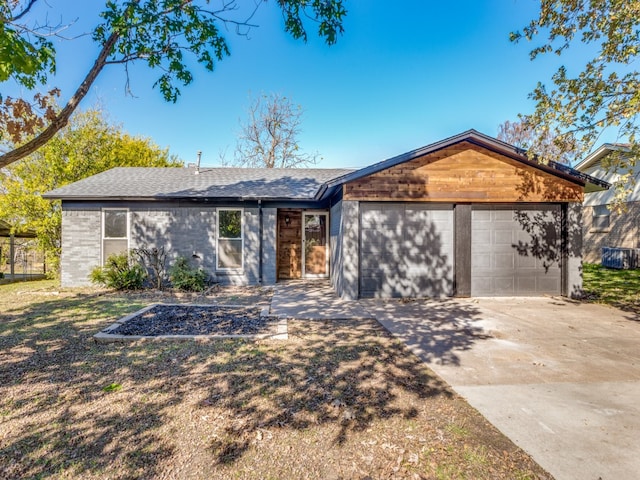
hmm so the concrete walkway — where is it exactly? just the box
[270,281,640,480]
[270,280,372,319]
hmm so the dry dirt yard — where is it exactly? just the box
[0,281,550,479]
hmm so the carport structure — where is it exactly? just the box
[0,219,41,279]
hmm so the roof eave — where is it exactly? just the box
[574,143,631,171]
[46,195,320,202]
[325,129,589,189]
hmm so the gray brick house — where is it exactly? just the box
[45,130,607,299]
[575,144,640,263]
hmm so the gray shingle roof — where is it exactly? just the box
[43,167,354,200]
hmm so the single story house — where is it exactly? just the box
[44,130,608,299]
[574,143,640,263]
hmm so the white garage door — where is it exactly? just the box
[359,203,454,298]
[471,205,562,296]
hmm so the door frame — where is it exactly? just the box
[302,210,330,279]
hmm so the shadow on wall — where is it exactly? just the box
[512,208,562,274]
[359,204,453,298]
[131,208,217,285]
[582,202,640,263]
[513,170,584,296]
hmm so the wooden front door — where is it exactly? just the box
[277,209,302,280]
[277,209,329,280]
[302,212,329,278]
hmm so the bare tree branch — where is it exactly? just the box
[233,93,320,168]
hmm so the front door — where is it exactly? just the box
[302,212,329,278]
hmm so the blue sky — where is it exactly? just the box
[11,1,597,168]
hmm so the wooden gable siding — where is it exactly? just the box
[343,142,584,203]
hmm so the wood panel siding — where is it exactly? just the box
[343,142,583,203]
[277,209,302,280]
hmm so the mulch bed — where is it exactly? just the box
[109,305,278,336]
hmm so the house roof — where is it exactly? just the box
[574,143,631,171]
[43,167,355,201]
[324,129,610,193]
[44,130,609,202]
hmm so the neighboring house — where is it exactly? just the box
[575,144,640,263]
[44,130,607,299]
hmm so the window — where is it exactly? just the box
[102,209,129,263]
[592,204,610,231]
[217,208,243,270]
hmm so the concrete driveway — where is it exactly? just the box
[365,296,640,480]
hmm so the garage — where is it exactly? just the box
[329,130,602,299]
[359,203,454,298]
[471,205,562,296]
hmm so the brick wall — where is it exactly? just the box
[61,203,270,287]
[261,208,277,285]
[61,208,101,287]
[582,201,640,263]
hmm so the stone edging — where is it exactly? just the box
[93,303,288,343]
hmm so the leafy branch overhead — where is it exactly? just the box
[0,0,347,168]
[512,0,640,169]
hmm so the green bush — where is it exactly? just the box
[90,252,146,290]
[168,256,207,292]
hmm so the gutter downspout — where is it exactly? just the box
[258,199,263,285]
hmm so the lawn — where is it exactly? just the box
[582,263,640,313]
[0,281,549,479]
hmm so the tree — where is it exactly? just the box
[497,119,577,164]
[233,93,320,168]
[0,0,347,168]
[0,107,182,274]
[511,0,640,167]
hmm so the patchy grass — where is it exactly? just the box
[582,263,640,313]
[0,280,550,479]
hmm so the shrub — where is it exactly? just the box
[168,256,207,292]
[133,246,167,290]
[90,252,146,290]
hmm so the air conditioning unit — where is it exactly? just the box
[602,247,640,269]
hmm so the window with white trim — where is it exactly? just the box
[217,208,243,270]
[102,209,129,264]
[592,204,610,231]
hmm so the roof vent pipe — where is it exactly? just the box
[195,151,202,175]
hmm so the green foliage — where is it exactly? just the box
[0,1,346,166]
[218,210,242,238]
[512,0,640,180]
[0,107,182,275]
[279,0,347,45]
[94,1,345,102]
[582,262,640,311]
[102,383,123,393]
[90,251,146,290]
[2,0,347,97]
[0,9,55,88]
[168,256,207,292]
